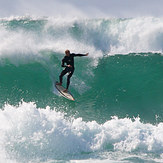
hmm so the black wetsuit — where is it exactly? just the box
[59,53,86,89]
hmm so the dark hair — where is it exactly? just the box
[65,50,70,54]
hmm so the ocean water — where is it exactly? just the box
[0,16,163,163]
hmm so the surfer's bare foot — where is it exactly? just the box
[56,82,62,86]
[63,89,68,93]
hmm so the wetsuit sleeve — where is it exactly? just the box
[72,53,86,57]
[61,58,67,67]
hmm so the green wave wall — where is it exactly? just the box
[0,53,163,124]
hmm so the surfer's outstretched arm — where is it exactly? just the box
[73,53,89,57]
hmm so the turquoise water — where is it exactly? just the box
[0,16,163,162]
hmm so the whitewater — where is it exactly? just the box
[0,16,163,162]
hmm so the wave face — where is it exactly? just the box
[0,16,163,162]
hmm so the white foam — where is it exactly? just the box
[31,16,163,56]
[108,17,163,55]
[1,16,163,65]
[0,16,103,67]
[0,102,163,162]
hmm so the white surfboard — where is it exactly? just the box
[55,82,75,101]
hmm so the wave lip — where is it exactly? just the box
[0,102,163,162]
[1,16,163,62]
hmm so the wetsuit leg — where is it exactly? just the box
[59,68,69,83]
[66,69,74,89]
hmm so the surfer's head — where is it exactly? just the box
[65,49,70,56]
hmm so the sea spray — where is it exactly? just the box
[1,16,163,58]
[0,102,163,162]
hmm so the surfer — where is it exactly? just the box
[57,50,89,92]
